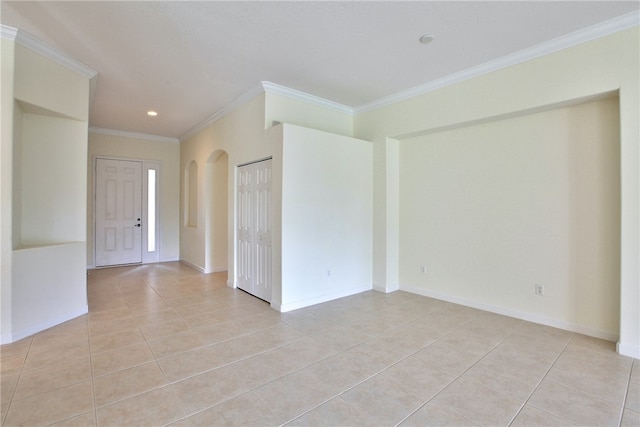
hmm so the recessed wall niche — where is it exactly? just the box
[13,100,86,248]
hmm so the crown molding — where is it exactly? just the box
[89,127,179,144]
[179,80,354,142]
[179,82,265,141]
[261,81,353,115]
[1,24,18,40]
[2,25,98,79]
[355,10,640,114]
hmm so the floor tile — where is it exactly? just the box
[412,339,481,376]
[0,337,32,359]
[436,326,502,357]
[195,320,248,344]
[273,336,337,370]
[94,361,167,407]
[13,357,91,401]
[0,354,25,376]
[22,338,90,372]
[253,370,337,424]
[96,386,184,427]
[171,365,248,415]
[0,263,636,427]
[510,404,578,426]
[91,342,156,377]
[399,403,479,427]
[1,373,19,403]
[229,348,298,389]
[481,339,559,378]
[49,410,97,427]
[340,374,426,425]
[286,397,378,427]
[545,347,631,405]
[627,359,640,411]
[89,316,138,337]
[147,330,207,359]
[132,309,182,327]
[308,326,370,352]
[304,351,377,393]
[187,391,281,427]
[4,380,94,427]
[528,379,623,426]
[621,408,640,427]
[158,345,225,382]
[139,319,192,341]
[462,357,542,401]
[429,375,524,426]
[381,356,456,401]
[90,328,145,354]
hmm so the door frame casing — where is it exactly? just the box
[92,155,162,268]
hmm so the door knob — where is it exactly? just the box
[135,224,141,227]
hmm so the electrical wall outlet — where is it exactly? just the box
[535,284,545,296]
[421,266,427,274]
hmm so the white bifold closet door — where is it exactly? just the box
[237,158,272,302]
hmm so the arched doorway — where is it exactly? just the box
[205,150,229,273]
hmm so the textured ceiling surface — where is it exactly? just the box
[2,1,638,138]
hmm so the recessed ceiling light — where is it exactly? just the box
[419,34,435,45]
[147,110,158,117]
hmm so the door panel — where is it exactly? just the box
[236,159,272,302]
[254,160,272,301]
[95,158,142,267]
[236,165,253,292]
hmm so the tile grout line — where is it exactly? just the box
[392,317,516,426]
[1,332,34,427]
[505,333,577,427]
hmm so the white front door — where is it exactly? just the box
[95,158,143,267]
[236,159,272,302]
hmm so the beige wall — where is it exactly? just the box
[400,97,620,338]
[2,40,90,343]
[87,132,180,266]
[265,92,353,137]
[180,94,271,275]
[354,27,639,357]
[205,151,228,273]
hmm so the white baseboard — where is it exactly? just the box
[1,305,88,344]
[275,284,372,313]
[373,282,400,293]
[179,259,205,273]
[227,280,236,288]
[402,285,619,343]
[617,342,640,360]
[205,267,228,274]
[161,256,180,263]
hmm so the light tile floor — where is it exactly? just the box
[1,262,638,426]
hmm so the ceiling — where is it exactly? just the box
[2,1,638,139]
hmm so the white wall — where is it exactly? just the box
[1,38,16,341]
[354,27,639,358]
[1,40,90,343]
[87,132,181,267]
[400,97,620,338]
[278,124,372,311]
